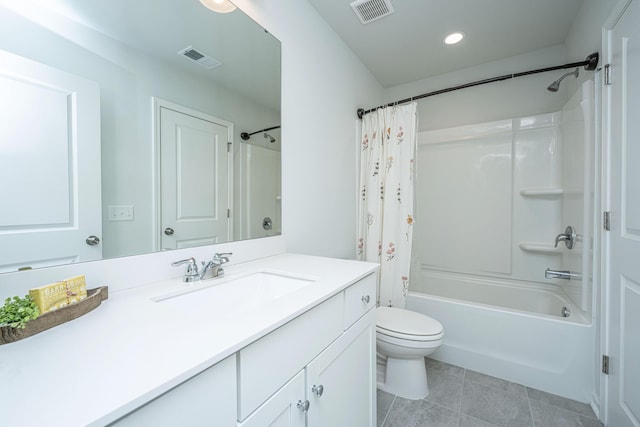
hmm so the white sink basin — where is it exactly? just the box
[152,271,315,319]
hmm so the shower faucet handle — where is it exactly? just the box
[554,226,577,249]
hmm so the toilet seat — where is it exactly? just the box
[376,306,444,341]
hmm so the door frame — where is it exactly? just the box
[600,0,636,424]
[151,97,234,251]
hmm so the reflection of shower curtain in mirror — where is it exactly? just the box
[357,103,417,307]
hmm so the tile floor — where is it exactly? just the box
[377,358,603,427]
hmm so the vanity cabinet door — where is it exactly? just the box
[238,293,343,420]
[238,370,306,427]
[109,355,236,427]
[306,309,376,427]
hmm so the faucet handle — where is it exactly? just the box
[213,252,232,264]
[171,257,199,282]
[554,226,576,249]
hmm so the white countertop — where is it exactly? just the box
[0,253,377,426]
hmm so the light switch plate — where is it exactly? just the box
[108,205,134,221]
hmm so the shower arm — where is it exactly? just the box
[356,52,599,119]
[240,125,281,141]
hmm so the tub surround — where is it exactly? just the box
[411,100,597,407]
[0,251,378,426]
[416,102,595,318]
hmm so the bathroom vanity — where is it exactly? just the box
[0,253,377,427]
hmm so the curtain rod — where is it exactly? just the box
[356,52,599,119]
[240,125,281,140]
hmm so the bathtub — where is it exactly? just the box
[406,271,594,403]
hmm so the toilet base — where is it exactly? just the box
[376,355,429,400]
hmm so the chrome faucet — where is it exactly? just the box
[554,226,577,249]
[210,252,233,278]
[172,253,233,282]
[171,257,200,282]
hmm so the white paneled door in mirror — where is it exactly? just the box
[157,100,232,250]
[606,0,640,425]
[0,50,102,273]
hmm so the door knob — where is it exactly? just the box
[164,227,175,236]
[262,217,272,230]
[312,384,324,397]
[85,235,100,246]
[296,400,310,412]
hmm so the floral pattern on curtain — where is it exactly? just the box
[357,103,417,308]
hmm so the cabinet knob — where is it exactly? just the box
[312,384,324,397]
[296,399,310,412]
[361,295,370,304]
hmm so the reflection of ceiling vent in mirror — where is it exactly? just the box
[350,0,394,24]
[177,46,221,69]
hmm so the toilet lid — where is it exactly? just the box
[376,306,443,337]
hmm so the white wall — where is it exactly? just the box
[384,45,571,132]
[565,0,619,64]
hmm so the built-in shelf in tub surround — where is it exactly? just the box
[519,188,564,197]
[518,242,562,254]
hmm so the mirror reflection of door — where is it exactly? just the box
[157,101,232,250]
[0,50,102,273]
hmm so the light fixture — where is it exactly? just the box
[444,32,464,45]
[199,0,237,13]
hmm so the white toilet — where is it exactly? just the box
[376,306,444,399]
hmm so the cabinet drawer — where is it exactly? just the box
[344,273,376,329]
[238,293,343,420]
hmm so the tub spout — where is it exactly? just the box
[545,268,582,280]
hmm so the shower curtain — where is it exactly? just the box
[357,103,417,308]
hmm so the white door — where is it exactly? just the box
[306,310,376,427]
[605,0,640,425]
[158,101,232,250]
[0,50,102,273]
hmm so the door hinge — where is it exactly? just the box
[227,141,232,152]
[604,64,612,85]
[227,209,230,218]
[602,355,610,374]
[603,211,611,231]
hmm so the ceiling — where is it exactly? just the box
[21,0,281,110]
[307,0,584,88]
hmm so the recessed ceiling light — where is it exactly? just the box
[199,0,236,13]
[444,32,464,45]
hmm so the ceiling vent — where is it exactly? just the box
[350,0,394,24]
[177,46,221,69]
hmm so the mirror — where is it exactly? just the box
[0,0,281,273]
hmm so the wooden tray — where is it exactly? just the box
[0,286,108,345]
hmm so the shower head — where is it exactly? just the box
[547,68,579,92]
[263,132,276,143]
